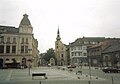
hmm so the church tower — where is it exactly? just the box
[56,27,61,41]
[55,27,68,65]
[19,14,33,34]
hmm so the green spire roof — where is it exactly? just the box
[19,14,31,26]
[56,26,61,41]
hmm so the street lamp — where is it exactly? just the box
[28,49,32,76]
[88,58,91,80]
[0,34,5,68]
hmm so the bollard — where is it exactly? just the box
[96,76,98,79]
[45,76,48,79]
[78,77,80,79]
[39,81,41,84]
[111,76,114,84]
[88,81,90,84]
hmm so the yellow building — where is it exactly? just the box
[55,28,68,66]
[0,14,39,68]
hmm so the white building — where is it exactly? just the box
[69,37,105,65]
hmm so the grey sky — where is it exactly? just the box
[0,0,120,53]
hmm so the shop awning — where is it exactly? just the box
[5,60,21,63]
[5,60,13,63]
[16,60,21,63]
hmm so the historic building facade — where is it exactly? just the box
[55,28,68,65]
[69,37,105,66]
[102,44,120,67]
[87,39,120,67]
[0,14,39,68]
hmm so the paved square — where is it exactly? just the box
[0,67,106,84]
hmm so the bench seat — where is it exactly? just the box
[32,72,47,79]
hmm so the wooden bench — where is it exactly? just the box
[32,72,47,79]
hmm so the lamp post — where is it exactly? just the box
[0,31,5,68]
[28,49,32,76]
[88,58,92,80]
[28,61,31,76]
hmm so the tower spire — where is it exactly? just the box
[56,26,61,41]
[19,14,32,27]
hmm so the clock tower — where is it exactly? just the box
[55,27,68,65]
[19,14,33,34]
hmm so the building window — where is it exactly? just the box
[71,47,73,51]
[72,52,74,56]
[104,55,109,61]
[0,45,4,53]
[92,42,97,44]
[78,46,82,50]
[0,36,4,43]
[26,38,28,44]
[84,41,89,44]
[61,54,64,58]
[82,46,87,50]
[74,47,76,50]
[13,38,16,43]
[21,46,24,53]
[25,46,28,53]
[6,46,10,53]
[78,52,82,56]
[83,53,87,56]
[115,54,119,58]
[74,52,76,56]
[12,46,16,53]
[21,38,24,44]
[7,37,10,43]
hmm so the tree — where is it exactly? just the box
[42,48,55,62]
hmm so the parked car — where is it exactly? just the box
[67,65,76,68]
[102,67,120,73]
[47,63,51,67]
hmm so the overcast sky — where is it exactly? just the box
[0,0,120,53]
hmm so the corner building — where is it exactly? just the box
[0,14,39,68]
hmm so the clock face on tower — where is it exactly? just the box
[23,28,28,32]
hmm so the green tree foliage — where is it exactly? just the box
[43,48,55,62]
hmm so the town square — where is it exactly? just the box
[0,66,120,84]
[0,0,120,84]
